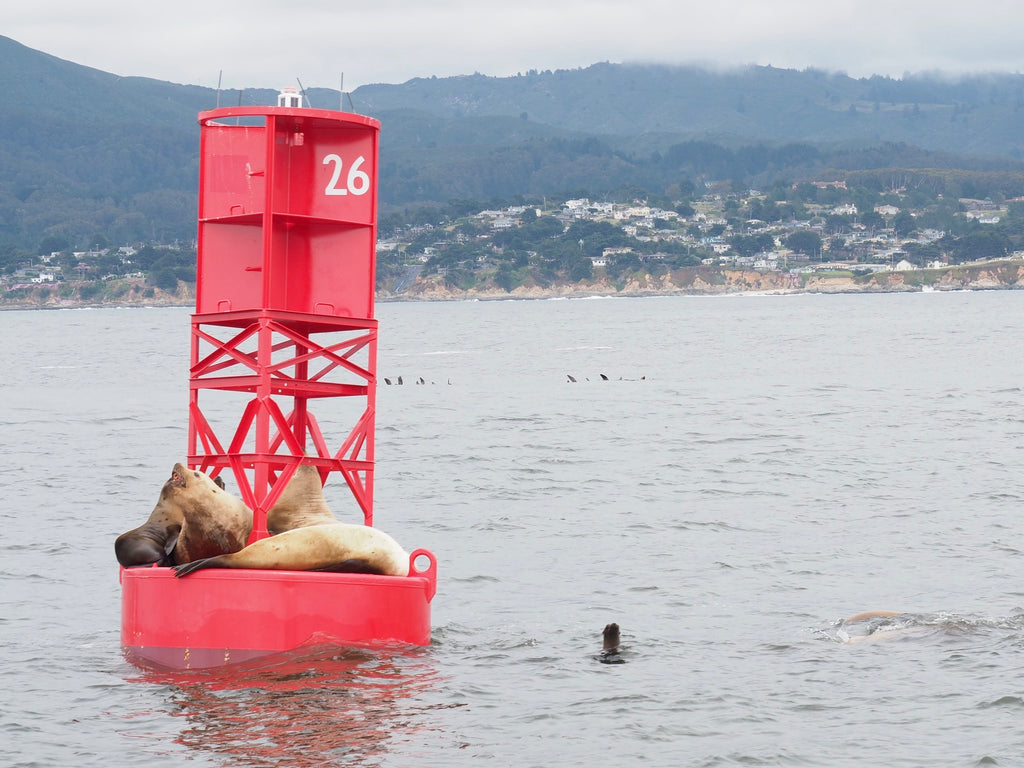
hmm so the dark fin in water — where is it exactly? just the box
[313,558,388,575]
[172,557,216,578]
[600,373,608,380]
[567,374,577,382]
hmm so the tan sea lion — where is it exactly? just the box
[844,610,901,623]
[115,463,252,567]
[839,610,910,644]
[172,521,410,578]
[266,463,337,533]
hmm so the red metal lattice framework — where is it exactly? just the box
[188,310,378,540]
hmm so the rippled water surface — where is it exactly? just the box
[3,292,1024,766]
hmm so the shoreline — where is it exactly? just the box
[3,261,1023,310]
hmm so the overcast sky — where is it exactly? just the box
[3,0,1024,92]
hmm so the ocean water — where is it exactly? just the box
[2,291,1024,767]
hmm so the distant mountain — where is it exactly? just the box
[354,63,1024,159]
[3,35,1024,253]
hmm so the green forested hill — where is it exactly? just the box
[355,63,1024,158]
[4,34,1024,254]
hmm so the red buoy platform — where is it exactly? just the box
[120,92,436,669]
[121,552,437,669]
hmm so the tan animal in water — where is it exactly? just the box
[845,610,901,623]
[840,610,908,644]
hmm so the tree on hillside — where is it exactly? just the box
[948,229,1011,263]
[37,235,69,255]
[909,242,944,267]
[675,201,696,218]
[729,232,775,257]
[892,210,917,238]
[859,209,885,232]
[747,198,782,222]
[785,230,823,258]
[565,220,632,258]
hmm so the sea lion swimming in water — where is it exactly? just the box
[838,610,911,643]
[115,463,252,567]
[597,623,625,664]
[844,610,901,623]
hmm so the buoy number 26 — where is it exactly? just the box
[322,154,370,196]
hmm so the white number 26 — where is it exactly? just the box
[322,154,370,196]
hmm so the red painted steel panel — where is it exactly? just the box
[121,550,436,670]
[195,107,378,318]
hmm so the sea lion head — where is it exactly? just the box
[597,623,626,664]
[115,463,251,568]
[159,463,225,515]
[603,623,620,651]
[114,520,181,568]
[266,463,337,534]
[162,463,252,564]
[114,465,191,567]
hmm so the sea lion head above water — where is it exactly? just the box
[114,463,252,567]
[603,623,620,651]
[597,623,625,664]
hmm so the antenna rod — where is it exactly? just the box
[296,77,310,109]
[216,70,222,108]
[339,73,344,111]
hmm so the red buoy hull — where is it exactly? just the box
[120,550,436,670]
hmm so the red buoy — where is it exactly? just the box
[120,95,436,669]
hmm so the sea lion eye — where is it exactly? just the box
[193,471,200,478]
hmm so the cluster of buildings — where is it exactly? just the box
[4,246,143,289]
[382,190,996,274]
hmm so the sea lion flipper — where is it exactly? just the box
[173,557,216,578]
[312,558,387,574]
[163,529,180,558]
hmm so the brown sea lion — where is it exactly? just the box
[266,463,337,534]
[172,521,410,578]
[598,622,625,664]
[115,463,252,567]
[603,623,620,651]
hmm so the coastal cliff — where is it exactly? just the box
[3,261,1023,310]
[379,261,1024,302]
